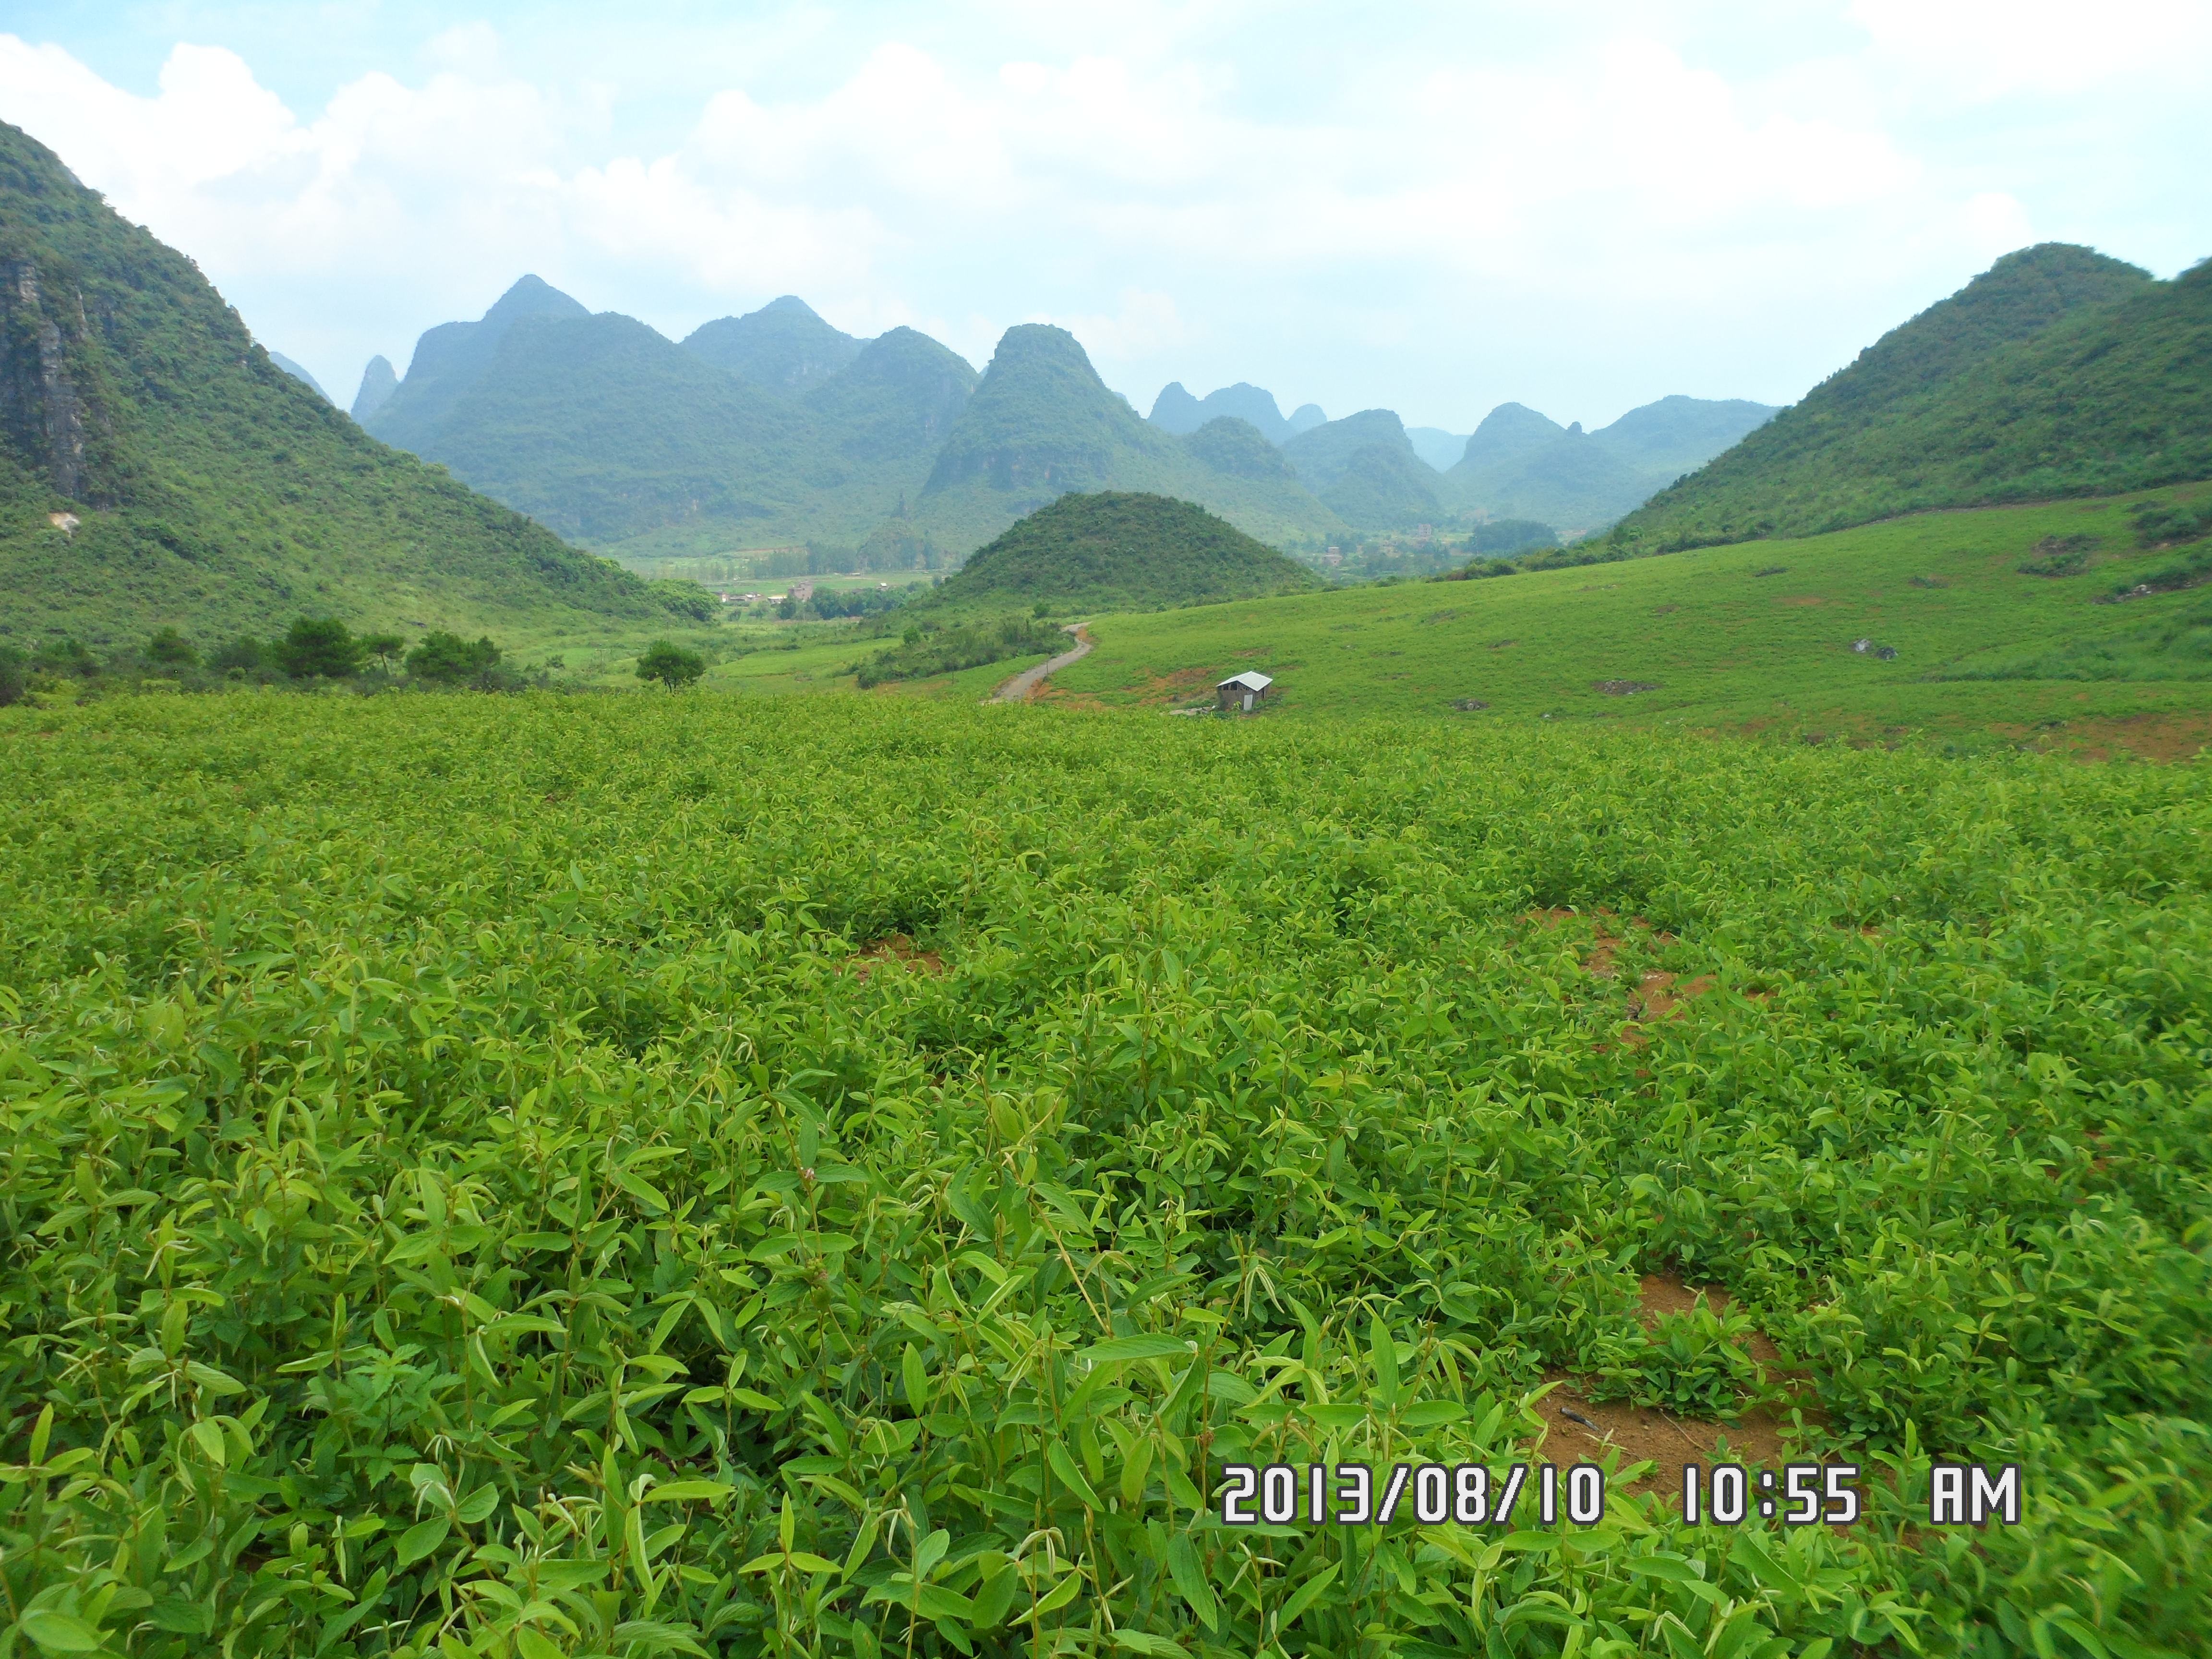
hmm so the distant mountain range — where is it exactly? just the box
[1145,383,1777,537]
[1148,383,1325,445]
[1615,243,2212,551]
[358,284,1341,561]
[0,120,678,649]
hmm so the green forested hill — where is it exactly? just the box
[415,311,831,543]
[363,275,589,455]
[682,295,866,396]
[1438,397,1778,536]
[919,490,1319,613]
[0,121,668,648]
[1613,243,2207,551]
[910,325,1342,552]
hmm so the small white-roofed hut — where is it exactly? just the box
[1217,671,1274,713]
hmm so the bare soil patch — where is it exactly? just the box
[851,936,946,978]
[1774,596,1824,607]
[1539,1276,1826,1499]
[1594,680,1661,696]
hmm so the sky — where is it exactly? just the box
[2,1,2206,433]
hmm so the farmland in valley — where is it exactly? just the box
[3,690,2206,1656]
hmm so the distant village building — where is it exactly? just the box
[789,579,815,601]
[1217,671,1274,713]
[1321,548,1343,567]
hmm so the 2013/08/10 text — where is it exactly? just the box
[1221,1463,2024,1528]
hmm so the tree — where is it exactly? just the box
[635,640,706,690]
[32,638,99,677]
[209,636,265,674]
[359,632,406,670]
[274,617,362,679]
[0,646,23,708]
[145,626,197,667]
[405,631,500,685]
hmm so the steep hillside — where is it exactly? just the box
[1588,395,1776,479]
[1451,402,1564,474]
[912,326,1341,553]
[267,352,329,402]
[350,355,397,420]
[1443,426,1654,536]
[803,327,977,471]
[1178,417,1295,481]
[1614,243,2199,551]
[1280,409,1425,494]
[1319,445,1442,527]
[683,296,866,397]
[920,490,1319,614]
[1148,381,1314,444]
[419,312,831,544]
[0,120,666,647]
[1440,397,1778,536]
[364,275,588,454]
[1406,426,1470,471]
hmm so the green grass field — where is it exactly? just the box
[3,691,2208,1656]
[1042,488,2212,756]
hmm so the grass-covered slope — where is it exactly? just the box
[1045,484,2212,753]
[1615,243,2205,551]
[921,489,1319,614]
[912,325,1341,553]
[0,121,663,648]
[4,691,2209,1656]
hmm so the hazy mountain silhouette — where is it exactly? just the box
[683,296,866,397]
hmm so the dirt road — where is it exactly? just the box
[988,626,1092,703]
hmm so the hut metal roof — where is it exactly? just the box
[1218,671,1274,691]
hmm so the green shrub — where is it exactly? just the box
[405,630,502,685]
[272,616,362,678]
[144,626,198,667]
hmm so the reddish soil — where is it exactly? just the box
[850,936,946,978]
[1537,1276,1830,1500]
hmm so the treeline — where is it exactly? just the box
[852,614,1066,688]
[0,617,534,705]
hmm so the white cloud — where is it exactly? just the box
[1847,0,2212,98]
[0,5,2199,429]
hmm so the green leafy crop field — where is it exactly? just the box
[1045,490,2212,756]
[3,691,2208,1656]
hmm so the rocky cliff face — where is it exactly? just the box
[0,257,99,501]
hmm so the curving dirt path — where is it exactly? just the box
[988,626,1092,703]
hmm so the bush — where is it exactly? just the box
[208,635,266,673]
[854,615,1065,688]
[272,616,362,679]
[648,578,721,623]
[31,637,99,677]
[405,630,502,685]
[144,625,197,667]
[0,645,23,707]
[635,639,707,689]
